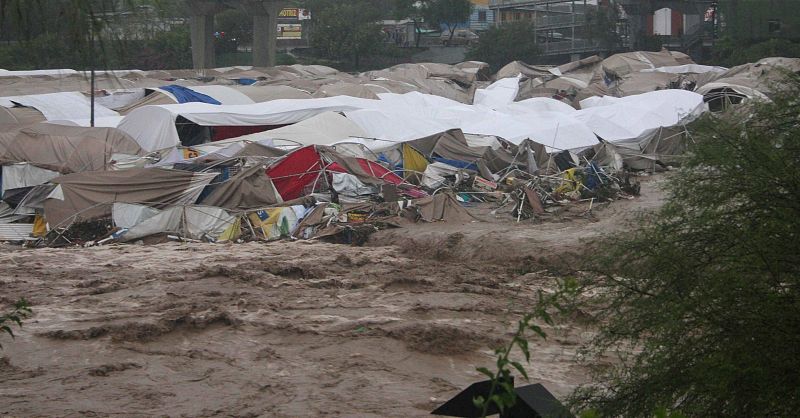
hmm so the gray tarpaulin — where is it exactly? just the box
[1,163,60,194]
[200,164,283,209]
[44,168,217,227]
[0,123,144,173]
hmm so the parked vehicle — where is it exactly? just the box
[441,29,479,46]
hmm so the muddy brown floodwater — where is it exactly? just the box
[0,177,665,417]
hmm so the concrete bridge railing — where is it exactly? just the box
[186,0,287,70]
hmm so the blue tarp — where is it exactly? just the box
[159,85,221,105]
[432,157,479,172]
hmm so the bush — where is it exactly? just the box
[713,37,800,67]
[572,75,800,416]
[465,22,540,72]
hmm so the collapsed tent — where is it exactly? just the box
[266,145,425,201]
[0,123,144,173]
[11,54,798,247]
[694,57,800,110]
[575,89,705,142]
[199,163,284,210]
[43,168,218,228]
[112,203,239,242]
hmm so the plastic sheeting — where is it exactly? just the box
[642,64,728,74]
[1,92,118,121]
[473,76,520,109]
[204,111,368,150]
[117,96,375,151]
[1,163,60,194]
[248,206,302,241]
[188,86,255,105]
[266,146,324,200]
[575,90,705,143]
[113,203,237,242]
[332,172,379,197]
[158,85,222,105]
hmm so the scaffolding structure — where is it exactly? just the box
[489,0,602,57]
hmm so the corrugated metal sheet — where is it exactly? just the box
[0,224,34,241]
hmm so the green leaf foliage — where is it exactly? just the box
[306,0,384,70]
[421,0,472,40]
[571,74,800,417]
[465,21,540,73]
[0,299,32,349]
[0,0,193,70]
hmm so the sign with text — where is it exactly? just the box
[279,8,311,20]
[277,24,303,40]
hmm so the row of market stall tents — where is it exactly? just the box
[0,50,797,244]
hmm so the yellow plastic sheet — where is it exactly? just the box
[218,217,242,242]
[32,214,47,238]
[402,144,429,178]
[555,168,582,194]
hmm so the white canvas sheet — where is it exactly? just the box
[1,164,60,194]
[46,116,125,128]
[575,90,704,142]
[503,97,577,114]
[113,203,236,242]
[2,92,119,121]
[117,96,376,152]
[473,76,520,109]
[642,64,728,74]
[204,111,368,150]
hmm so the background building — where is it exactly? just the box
[469,0,496,32]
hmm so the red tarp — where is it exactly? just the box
[211,125,287,142]
[357,159,403,185]
[267,148,427,200]
[266,146,323,200]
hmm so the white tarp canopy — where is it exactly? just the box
[473,76,520,109]
[463,110,599,150]
[344,108,454,143]
[0,69,79,78]
[1,163,60,194]
[46,116,125,128]
[116,96,376,152]
[641,64,728,74]
[0,92,119,121]
[198,111,368,153]
[344,91,598,151]
[575,90,705,142]
[504,97,578,114]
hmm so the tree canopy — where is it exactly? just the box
[306,0,384,70]
[422,0,472,41]
[465,21,540,72]
[0,0,192,70]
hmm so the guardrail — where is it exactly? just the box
[490,0,572,8]
[540,39,600,54]
[536,13,585,29]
